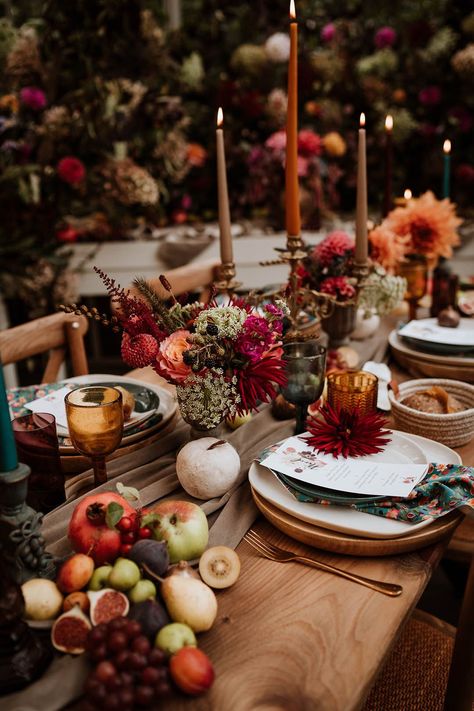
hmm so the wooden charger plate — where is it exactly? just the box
[251,487,462,557]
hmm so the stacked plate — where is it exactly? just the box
[249,431,462,556]
[57,374,177,472]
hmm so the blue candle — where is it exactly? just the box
[443,139,451,199]
[0,361,18,472]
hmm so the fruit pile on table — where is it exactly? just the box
[21,488,241,708]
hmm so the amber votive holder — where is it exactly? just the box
[327,371,378,416]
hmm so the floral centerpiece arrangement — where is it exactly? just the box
[369,191,462,272]
[299,230,357,303]
[88,271,288,431]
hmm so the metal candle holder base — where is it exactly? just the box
[213,261,242,296]
[0,463,56,585]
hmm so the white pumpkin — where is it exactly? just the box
[176,438,241,500]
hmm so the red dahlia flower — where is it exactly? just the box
[236,353,287,414]
[57,156,86,184]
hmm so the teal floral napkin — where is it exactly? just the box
[259,446,474,524]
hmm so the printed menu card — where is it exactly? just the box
[261,435,429,498]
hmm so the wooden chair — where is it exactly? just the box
[125,259,221,303]
[362,555,474,711]
[0,312,89,383]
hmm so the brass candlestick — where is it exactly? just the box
[213,261,242,296]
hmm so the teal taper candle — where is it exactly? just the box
[443,139,451,199]
[0,361,18,472]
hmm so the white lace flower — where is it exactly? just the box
[264,33,291,63]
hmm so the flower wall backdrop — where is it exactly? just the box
[0,0,472,308]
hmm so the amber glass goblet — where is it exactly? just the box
[397,255,428,321]
[281,341,327,435]
[327,371,378,416]
[65,386,123,487]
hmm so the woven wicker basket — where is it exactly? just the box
[389,378,474,448]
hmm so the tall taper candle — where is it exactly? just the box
[285,0,301,239]
[383,114,393,217]
[355,113,368,264]
[443,139,451,199]
[0,361,18,472]
[216,107,233,265]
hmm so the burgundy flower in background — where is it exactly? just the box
[298,130,322,157]
[320,23,336,43]
[456,164,474,184]
[449,107,473,133]
[374,26,397,49]
[56,227,79,243]
[57,156,86,184]
[20,86,47,111]
[320,275,356,300]
[312,230,354,267]
[418,86,442,106]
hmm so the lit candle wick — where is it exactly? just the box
[404,189,412,200]
[217,107,223,127]
[360,112,366,128]
[443,139,451,154]
[385,114,393,132]
[289,0,296,20]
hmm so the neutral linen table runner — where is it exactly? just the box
[4,408,294,711]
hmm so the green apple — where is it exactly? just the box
[88,565,113,591]
[155,622,197,656]
[108,558,140,591]
[128,579,157,604]
[148,501,209,564]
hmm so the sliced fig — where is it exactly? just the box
[198,546,240,589]
[88,588,129,626]
[51,605,92,654]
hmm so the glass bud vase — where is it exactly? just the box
[321,302,357,349]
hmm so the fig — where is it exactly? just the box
[199,546,241,589]
[51,605,92,654]
[63,591,90,613]
[21,578,63,621]
[128,539,170,579]
[68,492,135,565]
[88,588,129,626]
[127,599,170,640]
[161,572,217,632]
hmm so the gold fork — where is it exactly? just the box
[244,529,403,597]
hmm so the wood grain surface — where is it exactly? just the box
[128,367,472,711]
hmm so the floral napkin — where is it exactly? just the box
[259,447,474,524]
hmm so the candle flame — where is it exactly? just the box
[385,114,393,131]
[289,0,296,20]
[360,112,366,127]
[217,107,224,127]
[404,189,412,200]
[443,139,451,154]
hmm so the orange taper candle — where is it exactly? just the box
[285,0,300,238]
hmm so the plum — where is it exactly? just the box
[128,539,169,579]
[128,599,170,640]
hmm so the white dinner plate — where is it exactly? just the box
[249,431,462,540]
[58,374,177,453]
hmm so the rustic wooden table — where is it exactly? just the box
[127,367,473,711]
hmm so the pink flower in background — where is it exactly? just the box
[20,86,47,111]
[56,227,79,243]
[248,146,265,166]
[181,194,192,210]
[57,156,86,184]
[320,276,356,300]
[313,231,354,267]
[156,329,192,383]
[297,155,309,177]
[418,86,442,106]
[298,129,322,157]
[320,23,336,43]
[374,26,397,49]
[265,130,286,153]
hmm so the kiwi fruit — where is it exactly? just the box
[199,546,241,589]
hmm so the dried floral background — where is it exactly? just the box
[0,0,472,310]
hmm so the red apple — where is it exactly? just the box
[145,501,208,564]
[169,647,214,695]
[56,553,94,593]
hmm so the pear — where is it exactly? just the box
[161,572,217,632]
[88,565,113,591]
[108,558,140,591]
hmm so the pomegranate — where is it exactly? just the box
[88,589,129,626]
[68,492,135,565]
[51,606,92,654]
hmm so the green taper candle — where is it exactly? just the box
[0,361,18,472]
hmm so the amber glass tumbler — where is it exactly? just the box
[327,371,378,415]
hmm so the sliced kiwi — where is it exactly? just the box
[199,546,241,589]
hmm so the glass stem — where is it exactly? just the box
[295,405,307,435]
[91,456,108,486]
[408,299,418,321]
